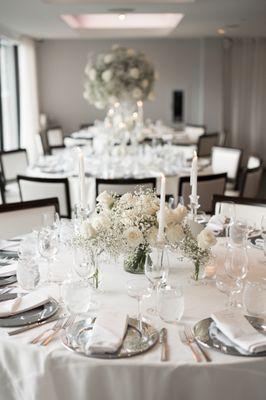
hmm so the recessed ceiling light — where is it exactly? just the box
[217,28,226,35]
[61,13,184,31]
[118,14,126,21]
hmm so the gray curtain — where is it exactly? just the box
[223,38,266,164]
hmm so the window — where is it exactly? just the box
[0,40,20,151]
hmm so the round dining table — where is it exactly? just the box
[0,238,265,400]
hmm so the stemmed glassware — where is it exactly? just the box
[126,278,151,333]
[224,246,248,308]
[260,215,266,263]
[38,227,59,283]
[144,244,169,315]
[218,201,236,247]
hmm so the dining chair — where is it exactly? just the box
[184,124,206,142]
[0,149,28,185]
[197,133,219,158]
[240,156,263,198]
[0,198,59,239]
[212,195,266,226]
[17,175,71,218]
[211,146,242,190]
[178,173,227,214]
[45,126,64,152]
[0,173,4,205]
[79,123,94,130]
[96,177,156,197]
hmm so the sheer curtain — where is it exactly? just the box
[223,38,266,163]
[18,36,39,163]
[0,41,19,150]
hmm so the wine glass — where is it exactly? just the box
[261,215,266,263]
[224,246,248,308]
[73,247,97,285]
[229,218,248,248]
[126,278,151,333]
[38,227,59,283]
[144,245,169,315]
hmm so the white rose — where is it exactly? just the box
[91,214,111,231]
[129,68,140,79]
[120,193,134,206]
[96,191,114,209]
[127,48,135,57]
[166,224,185,244]
[88,68,96,81]
[141,79,149,89]
[104,54,114,64]
[95,101,105,109]
[132,87,143,100]
[84,222,97,239]
[102,69,113,83]
[172,204,187,224]
[124,227,143,249]
[109,95,118,105]
[148,91,155,101]
[147,226,158,246]
[197,229,217,250]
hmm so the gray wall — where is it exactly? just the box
[36,38,223,134]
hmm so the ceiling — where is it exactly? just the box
[0,0,266,39]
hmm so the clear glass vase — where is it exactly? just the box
[124,245,147,274]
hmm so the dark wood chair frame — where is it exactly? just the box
[95,177,157,197]
[197,133,219,157]
[240,157,263,196]
[17,175,71,218]
[0,197,59,216]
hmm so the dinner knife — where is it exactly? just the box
[8,315,64,336]
[159,328,168,361]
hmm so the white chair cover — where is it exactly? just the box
[215,201,266,227]
[212,147,241,180]
[1,151,28,182]
[47,128,64,147]
[185,126,205,142]
[247,156,261,169]
[19,178,69,217]
[0,204,57,239]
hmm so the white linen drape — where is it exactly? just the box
[18,37,39,163]
[223,38,266,163]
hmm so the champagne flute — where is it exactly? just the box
[225,246,248,308]
[126,278,151,333]
[218,201,236,247]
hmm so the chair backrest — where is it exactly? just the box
[46,126,64,147]
[79,123,93,130]
[0,173,5,205]
[184,124,205,142]
[17,175,71,218]
[96,177,156,197]
[247,156,261,169]
[241,164,263,198]
[212,195,266,226]
[197,133,219,157]
[179,173,227,213]
[0,198,59,239]
[50,145,66,156]
[211,146,242,182]
[0,149,28,183]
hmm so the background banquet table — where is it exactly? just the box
[0,239,265,400]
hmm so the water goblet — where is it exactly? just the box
[242,279,266,317]
[260,215,266,263]
[218,201,236,247]
[224,246,248,308]
[144,245,169,315]
[126,278,151,333]
[38,227,59,283]
[158,283,184,323]
[229,218,248,248]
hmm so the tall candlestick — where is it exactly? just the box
[158,173,166,242]
[190,150,198,202]
[78,149,86,209]
[137,100,143,125]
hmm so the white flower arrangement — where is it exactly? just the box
[83,45,157,109]
[74,189,217,279]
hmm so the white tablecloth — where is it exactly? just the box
[0,240,265,400]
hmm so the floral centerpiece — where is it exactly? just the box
[83,45,156,109]
[74,189,217,280]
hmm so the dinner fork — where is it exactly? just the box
[30,318,65,344]
[185,327,212,362]
[179,330,202,362]
[41,314,76,346]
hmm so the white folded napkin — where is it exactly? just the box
[207,215,226,234]
[0,292,49,317]
[86,311,129,354]
[0,262,17,278]
[211,309,266,354]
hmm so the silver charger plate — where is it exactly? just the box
[194,316,266,357]
[62,317,159,359]
[248,235,263,250]
[0,274,17,287]
[0,297,59,327]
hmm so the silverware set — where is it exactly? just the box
[179,326,211,362]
